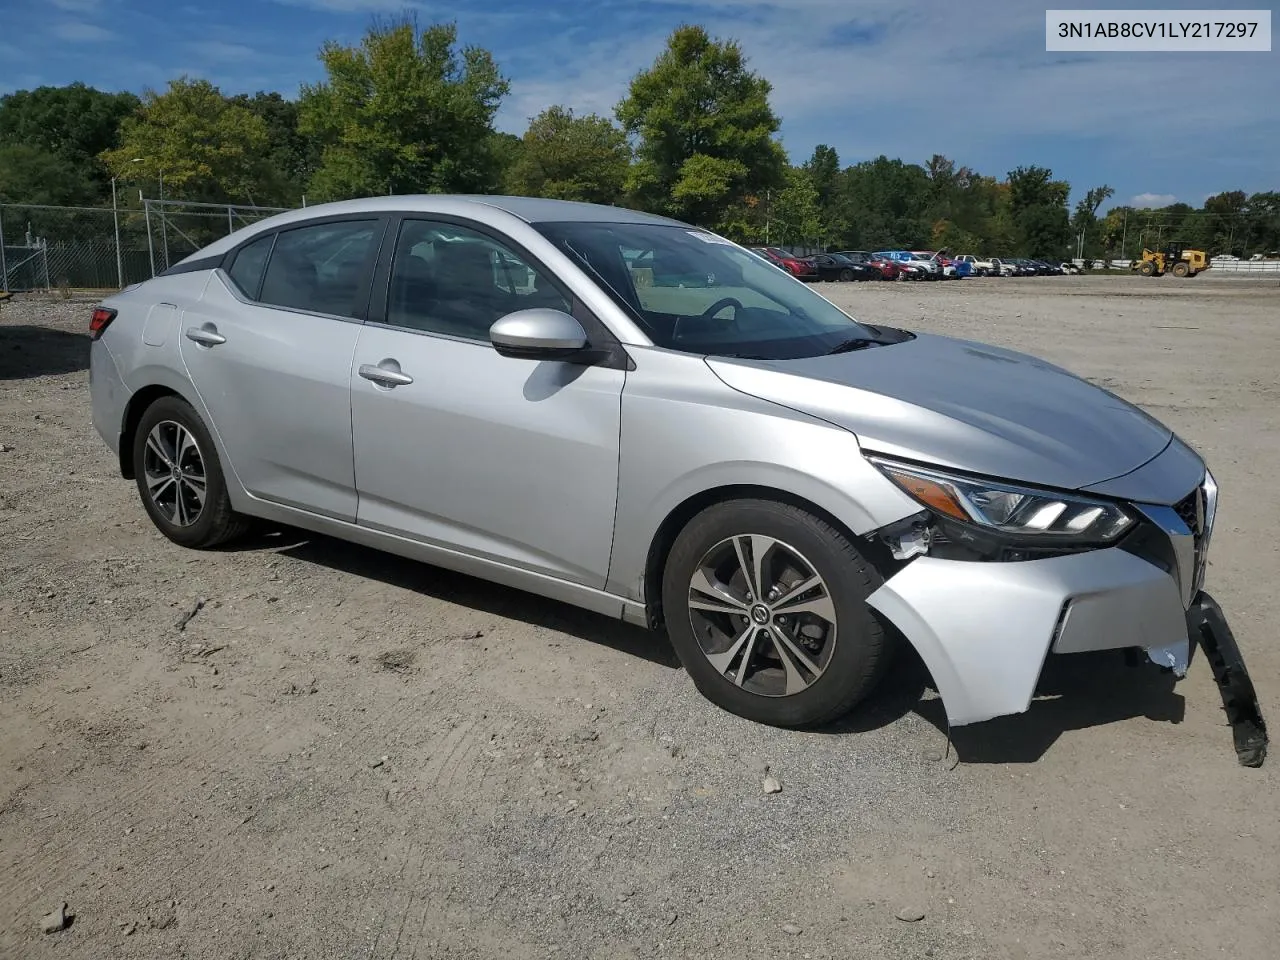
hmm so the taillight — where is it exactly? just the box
[89,306,117,340]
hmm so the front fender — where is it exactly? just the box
[605,347,920,603]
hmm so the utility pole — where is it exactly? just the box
[1120,209,1128,259]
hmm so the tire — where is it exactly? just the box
[132,395,249,549]
[839,268,854,282]
[1138,260,1156,276]
[661,499,894,728]
[1172,261,1190,277]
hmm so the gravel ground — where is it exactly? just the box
[2,275,1278,959]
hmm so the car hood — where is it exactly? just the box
[705,332,1174,491]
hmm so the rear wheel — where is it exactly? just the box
[1172,261,1190,277]
[132,396,249,549]
[661,499,894,728]
[839,268,854,282]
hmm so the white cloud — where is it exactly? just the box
[52,20,117,42]
[186,40,259,62]
[482,1,1277,178]
[1131,193,1178,208]
[269,0,426,11]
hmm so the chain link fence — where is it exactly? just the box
[1,198,291,293]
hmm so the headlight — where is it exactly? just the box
[870,457,1134,544]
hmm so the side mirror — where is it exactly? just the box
[489,308,590,361]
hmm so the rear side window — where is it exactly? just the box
[258,219,380,319]
[226,233,274,299]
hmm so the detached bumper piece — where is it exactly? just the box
[1189,592,1268,768]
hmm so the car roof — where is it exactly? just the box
[172,194,689,265]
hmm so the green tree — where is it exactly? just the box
[1006,165,1071,259]
[228,91,318,204]
[1070,184,1114,259]
[506,106,630,204]
[616,24,785,228]
[101,77,276,203]
[0,82,139,201]
[770,166,821,245]
[488,131,524,191]
[300,17,508,200]
[837,155,931,249]
[0,143,97,205]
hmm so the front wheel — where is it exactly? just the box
[839,268,854,282]
[661,499,894,728]
[132,396,249,549]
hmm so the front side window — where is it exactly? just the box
[535,222,877,360]
[385,220,570,340]
[258,219,380,319]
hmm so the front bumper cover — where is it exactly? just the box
[867,552,1268,767]
[866,547,1185,727]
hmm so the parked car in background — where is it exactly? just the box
[88,193,1234,735]
[835,251,901,281]
[912,252,957,279]
[1061,262,1082,274]
[877,251,941,280]
[752,246,817,281]
[957,254,999,277]
[932,253,972,278]
[1004,258,1039,276]
[809,253,880,282]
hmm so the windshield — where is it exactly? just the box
[534,221,877,359]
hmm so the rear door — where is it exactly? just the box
[181,216,387,521]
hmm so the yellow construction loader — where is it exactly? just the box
[1131,243,1210,277]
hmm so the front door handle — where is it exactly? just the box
[185,325,226,346]
[359,361,414,387]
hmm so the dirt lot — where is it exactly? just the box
[2,275,1278,960]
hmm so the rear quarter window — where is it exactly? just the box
[226,233,274,299]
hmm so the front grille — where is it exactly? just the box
[1173,487,1204,536]
[1173,483,1209,595]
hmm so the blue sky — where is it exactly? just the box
[2,0,1276,210]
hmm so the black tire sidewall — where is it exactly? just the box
[132,396,233,548]
[661,499,890,728]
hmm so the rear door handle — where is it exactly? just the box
[185,325,226,346]
[359,362,414,387]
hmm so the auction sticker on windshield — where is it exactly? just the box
[687,231,736,245]
[1046,9,1271,51]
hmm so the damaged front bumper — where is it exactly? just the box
[866,508,1267,766]
[867,546,1188,726]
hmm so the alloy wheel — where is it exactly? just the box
[142,420,208,527]
[687,534,837,697]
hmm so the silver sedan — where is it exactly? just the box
[88,195,1228,733]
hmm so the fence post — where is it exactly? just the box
[144,198,157,278]
[0,204,7,292]
[112,177,124,289]
[228,206,234,235]
[42,238,51,291]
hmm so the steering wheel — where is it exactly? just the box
[701,297,743,319]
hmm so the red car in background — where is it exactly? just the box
[751,246,818,280]
[834,250,901,280]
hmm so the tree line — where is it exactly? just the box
[1,18,1276,260]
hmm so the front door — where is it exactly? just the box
[181,217,385,521]
[350,218,624,587]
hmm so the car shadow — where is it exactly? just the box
[233,524,1185,759]
[909,650,1185,764]
[0,324,91,379]
[257,526,681,670]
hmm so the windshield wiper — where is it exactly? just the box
[826,337,877,355]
